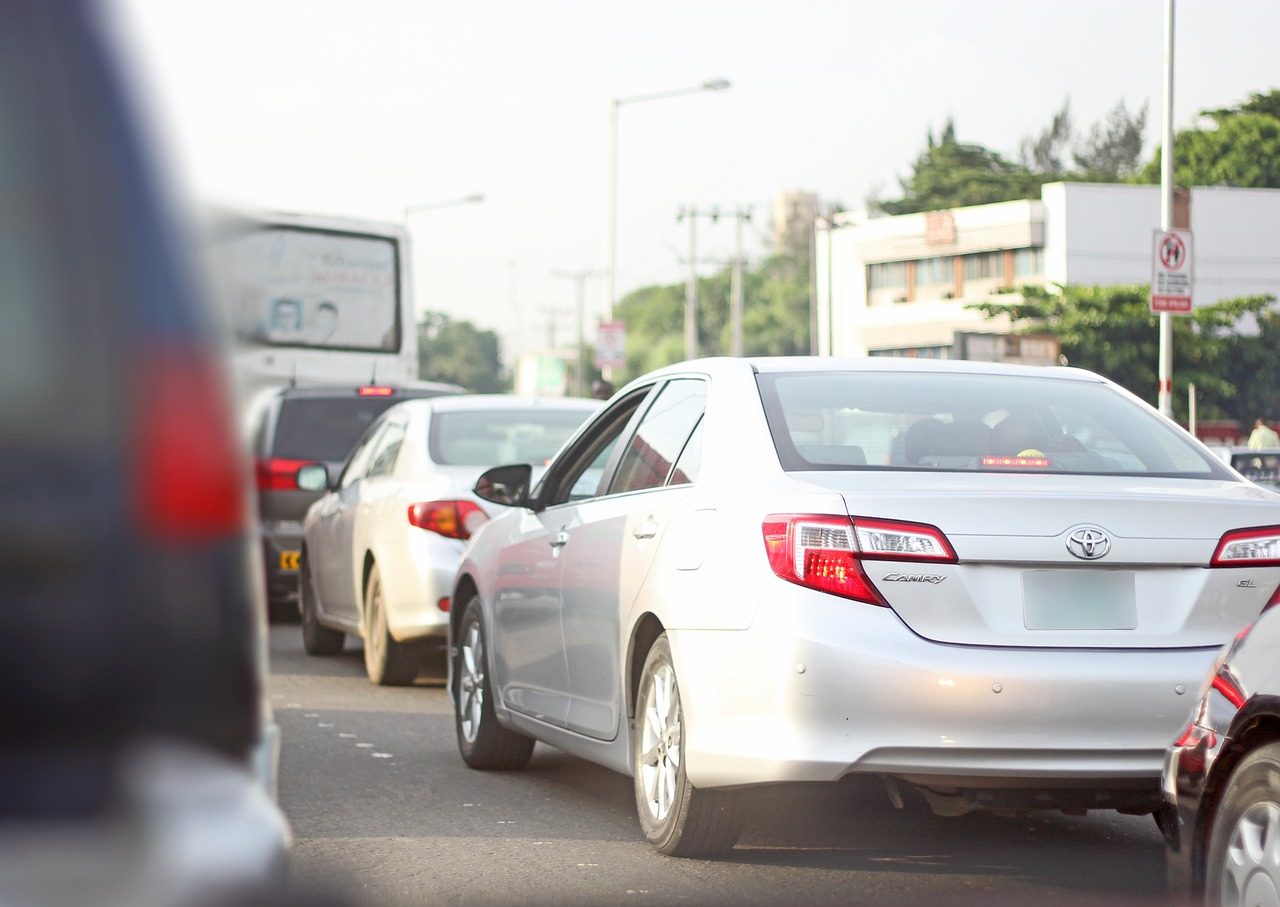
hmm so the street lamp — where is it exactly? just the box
[404,193,485,219]
[604,79,730,325]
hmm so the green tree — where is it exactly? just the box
[1223,304,1280,424]
[1073,99,1148,179]
[879,119,1044,215]
[417,312,508,392]
[971,285,1273,423]
[1019,97,1074,175]
[1137,89,1280,187]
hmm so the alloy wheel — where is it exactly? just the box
[638,662,681,823]
[1220,801,1280,907]
[458,619,484,744]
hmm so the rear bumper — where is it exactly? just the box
[670,585,1219,803]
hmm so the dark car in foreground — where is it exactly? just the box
[0,1,289,903]
[246,382,461,619]
[1160,603,1280,906]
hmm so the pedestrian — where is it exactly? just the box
[1248,417,1280,450]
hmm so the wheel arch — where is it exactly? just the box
[1195,711,1280,879]
[451,572,480,655]
[626,613,666,722]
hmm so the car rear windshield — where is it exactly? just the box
[273,396,411,461]
[429,409,592,466]
[757,370,1231,478]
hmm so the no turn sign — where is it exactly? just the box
[1151,228,1193,314]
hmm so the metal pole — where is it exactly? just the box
[1158,0,1176,418]
[605,99,619,326]
[685,213,698,360]
[732,214,744,356]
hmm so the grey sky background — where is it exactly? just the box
[111,0,1280,364]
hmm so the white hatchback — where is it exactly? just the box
[297,394,599,685]
[451,357,1280,856]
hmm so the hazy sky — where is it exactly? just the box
[110,0,1280,364]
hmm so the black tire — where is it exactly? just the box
[454,596,534,770]
[362,564,428,687]
[633,634,745,857]
[300,551,344,656]
[1204,740,1280,907]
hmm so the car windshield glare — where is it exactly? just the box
[430,409,590,466]
[757,370,1228,478]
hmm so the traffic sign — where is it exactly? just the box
[595,320,627,369]
[1151,228,1193,314]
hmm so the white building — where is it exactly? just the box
[814,182,1280,361]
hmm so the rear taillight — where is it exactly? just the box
[131,349,246,542]
[1211,526,1280,566]
[762,514,955,605]
[359,386,394,397]
[255,457,315,491]
[408,500,489,540]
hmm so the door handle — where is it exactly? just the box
[550,531,569,549]
[633,520,658,540]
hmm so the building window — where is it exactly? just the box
[963,253,1005,280]
[914,256,953,286]
[868,261,906,290]
[1013,247,1043,278]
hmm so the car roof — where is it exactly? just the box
[271,381,464,400]
[390,394,602,414]
[623,356,1107,387]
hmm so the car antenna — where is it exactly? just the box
[289,362,297,388]
[370,360,379,385]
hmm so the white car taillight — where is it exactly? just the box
[762,514,955,605]
[1210,526,1280,566]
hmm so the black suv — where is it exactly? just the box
[248,382,461,619]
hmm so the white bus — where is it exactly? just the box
[210,210,419,397]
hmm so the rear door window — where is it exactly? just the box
[609,379,708,494]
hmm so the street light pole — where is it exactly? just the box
[1157,0,1176,419]
[403,193,485,219]
[604,79,730,328]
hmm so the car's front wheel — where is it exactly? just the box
[300,551,344,656]
[633,634,744,857]
[454,596,534,770]
[363,564,428,686]
[1205,740,1280,907]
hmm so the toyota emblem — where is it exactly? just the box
[1066,526,1111,560]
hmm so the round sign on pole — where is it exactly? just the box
[1151,228,1193,314]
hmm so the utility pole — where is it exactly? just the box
[553,269,603,397]
[676,206,752,360]
[1158,0,1176,418]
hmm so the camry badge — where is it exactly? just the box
[1066,526,1111,560]
[881,573,945,584]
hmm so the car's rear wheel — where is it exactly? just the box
[454,596,535,770]
[300,551,344,656]
[1205,740,1280,907]
[363,564,427,686]
[633,634,744,857]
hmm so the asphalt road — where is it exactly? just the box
[269,624,1188,907]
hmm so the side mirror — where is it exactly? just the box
[474,463,532,507]
[296,463,330,492]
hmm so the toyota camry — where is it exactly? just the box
[449,357,1280,857]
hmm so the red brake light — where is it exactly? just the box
[1211,526,1280,566]
[131,349,246,542]
[408,500,489,540]
[763,514,956,605]
[359,386,395,397]
[981,455,1051,469]
[255,457,315,491]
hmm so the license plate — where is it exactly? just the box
[279,551,300,571]
[1022,570,1136,630]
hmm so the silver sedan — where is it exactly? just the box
[298,394,599,685]
[450,357,1280,856]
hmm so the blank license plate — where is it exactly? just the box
[1022,570,1136,630]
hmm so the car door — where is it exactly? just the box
[558,378,709,740]
[310,419,389,621]
[491,387,654,729]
